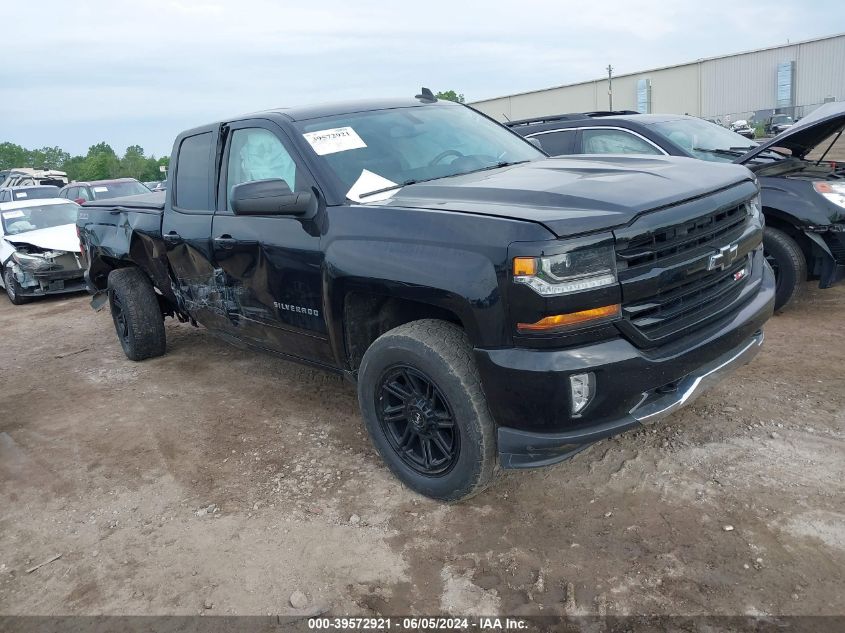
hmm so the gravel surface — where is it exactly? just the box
[0,283,843,616]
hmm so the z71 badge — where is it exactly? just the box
[274,302,319,317]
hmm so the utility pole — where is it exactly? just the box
[607,65,613,110]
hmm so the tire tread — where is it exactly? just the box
[108,267,166,361]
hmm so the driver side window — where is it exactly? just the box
[581,129,662,155]
[226,128,298,211]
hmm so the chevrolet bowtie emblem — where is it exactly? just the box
[708,243,739,271]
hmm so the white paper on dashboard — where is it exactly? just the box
[93,186,109,193]
[303,126,367,156]
[346,170,400,203]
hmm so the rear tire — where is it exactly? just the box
[763,227,806,312]
[357,319,497,502]
[108,267,166,361]
[3,268,31,305]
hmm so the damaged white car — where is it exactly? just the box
[0,198,85,305]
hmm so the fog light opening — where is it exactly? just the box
[570,372,596,415]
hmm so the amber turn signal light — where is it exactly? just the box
[517,304,621,333]
[512,257,537,276]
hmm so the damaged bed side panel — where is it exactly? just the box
[78,206,181,313]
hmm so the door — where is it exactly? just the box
[161,129,231,333]
[211,120,333,365]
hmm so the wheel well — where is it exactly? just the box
[344,292,463,371]
[91,256,136,290]
[763,210,814,264]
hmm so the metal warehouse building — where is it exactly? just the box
[471,33,845,125]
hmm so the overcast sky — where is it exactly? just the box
[2,1,844,158]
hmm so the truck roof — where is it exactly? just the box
[178,98,461,139]
[267,97,459,122]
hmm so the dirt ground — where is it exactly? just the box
[0,282,843,619]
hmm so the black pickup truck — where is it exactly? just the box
[78,94,775,501]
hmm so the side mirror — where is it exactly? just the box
[526,137,544,151]
[231,179,315,216]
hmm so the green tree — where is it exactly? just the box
[120,145,147,180]
[62,155,86,181]
[79,142,120,180]
[435,90,465,103]
[0,143,30,170]
[28,146,70,170]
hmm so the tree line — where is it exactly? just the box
[0,142,169,183]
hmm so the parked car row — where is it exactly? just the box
[506,103,845,311]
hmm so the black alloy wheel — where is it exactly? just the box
[377,365,460,476]
[110,291,131,348]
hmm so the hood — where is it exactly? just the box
[379,155,753,236]
[737,101,845,164]
[5,223,80,253]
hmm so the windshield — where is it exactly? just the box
[13,187,60,201]
[1,202,79,235]
[91,181,150,200]
[772,115,794,125]
[295,104,543,198]
[648,118,757,162]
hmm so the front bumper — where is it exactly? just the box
[497,331,764,468]
[13,267,86,297]
[805,229,845,289]
[476,255,775,469]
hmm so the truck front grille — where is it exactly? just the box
[616,203,747,268]
[615,200,760,347]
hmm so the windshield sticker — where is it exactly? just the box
[15,192,27,198]
[346,170,400,203]
[303,127,367,156]
[3,210,25,219]
[93,186,109,193]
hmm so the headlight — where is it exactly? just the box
[11,252,48,269]
[814,182,845,209]
[746,193,763,223]
[513,245,617,296]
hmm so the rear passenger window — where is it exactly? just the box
[175,132,213,210]
[531,130,576,156]
[581,129,662,155]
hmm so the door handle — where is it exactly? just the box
[213,235,237,249]
[162,231,182,245]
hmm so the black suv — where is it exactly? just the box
[507,105,845,311]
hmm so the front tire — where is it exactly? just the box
[763,227,806,312]
[3,268,31,305]
[108,267,166,361]
[357,320,497,502]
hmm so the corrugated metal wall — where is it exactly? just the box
[471,34,844,123]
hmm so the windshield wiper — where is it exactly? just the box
[692,147,745,157]
[358,160,529,199]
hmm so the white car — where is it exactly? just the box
[0,198,85,305]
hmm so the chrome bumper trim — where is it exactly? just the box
[631,331,764,425]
